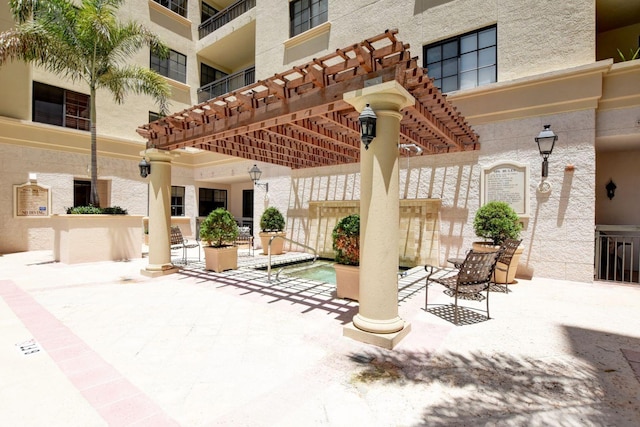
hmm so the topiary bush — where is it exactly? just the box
[332,214,360,266]
[199,208,239,248]
[473,201,521,246]
[259,207,285,232]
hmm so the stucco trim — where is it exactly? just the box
[147,0,192,28]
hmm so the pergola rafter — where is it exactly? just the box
[137,29,479,168]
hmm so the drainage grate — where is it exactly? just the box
[15,339,42,356]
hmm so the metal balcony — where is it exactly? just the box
[197,66,256,103]
[198,0,256,39]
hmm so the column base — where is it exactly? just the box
[343,322,411,349]
[140,264,179,277]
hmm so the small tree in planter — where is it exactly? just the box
[332,214,360,300]
[259,207,286,255]
[200,208,239,272]
[473,201,521,246]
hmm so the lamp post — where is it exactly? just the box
[534,124,558,178]
[358,104,377,150]
[249,164,268,192]
[138,157,151,178]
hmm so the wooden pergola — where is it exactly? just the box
[136,30,479,169]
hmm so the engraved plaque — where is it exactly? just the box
[481,162,529,216]
[15,183,51,217]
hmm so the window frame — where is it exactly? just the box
[200,63,228,87]
[423,25,497,93]
[153,0,187,18]
[198,188,227,217]
[150,48,187,84]
[32,82,90,131]
[289,0,328,38]
[171,186,186,216]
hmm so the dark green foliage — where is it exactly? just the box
[259,207,285,232]
[199,208,239,248]
[66,205,127,214]
[473,201,521,246]
[332,214,360,266]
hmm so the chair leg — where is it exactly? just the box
[486,288,490,320]
[454,293,459,325]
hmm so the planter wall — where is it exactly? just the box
[203,245,238,272]
[52,215,143,264]
[334,263,359,301]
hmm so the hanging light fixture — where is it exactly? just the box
[249,164,268,192]
[138,157,151,178]
[358,104,377,150]
[534,124,558,178]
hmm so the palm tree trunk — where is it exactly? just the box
[89,85,99,206]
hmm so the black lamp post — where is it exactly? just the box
[359,104,377,150]
[535,124,558,178]
[138,157,151,178]
[249,164,268,192]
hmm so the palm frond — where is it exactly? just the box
[98,65,171,115]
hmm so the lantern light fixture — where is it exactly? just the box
[535,124,558,178]
[138,157,151,178]
[358,104,377,150]
[249,164,269,192]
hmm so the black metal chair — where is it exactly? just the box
[170,226,200,264]
[425,249,501,325]
[493,238,522,293]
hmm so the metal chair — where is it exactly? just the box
[493,238,522,293]
[170,226,200,264]
[425,249,501,324]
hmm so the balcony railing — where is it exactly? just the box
[197,66,255,103]
[198,0,256,39]
[595,225,640,283]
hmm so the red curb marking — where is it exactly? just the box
[0,280,179,426]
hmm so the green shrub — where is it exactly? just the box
[199,208,239,248]
[65,205,127,215]
[332,214,360,266]
[473,201,521,246]
[259,207,285,232]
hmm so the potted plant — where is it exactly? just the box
[199,208,239,272]
[473,201,523,283]
[332,213,360,301]
[259,207,286,255]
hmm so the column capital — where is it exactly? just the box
[343,80,415,113]
[140,148,179,163]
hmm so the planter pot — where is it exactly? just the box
[259,231,286,255]
[334,263,359,301]
[203,245,238,273]
[472,241,522,284]
[52,214,143,264]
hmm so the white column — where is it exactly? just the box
[141,148,180,277]
[343,81,415,349]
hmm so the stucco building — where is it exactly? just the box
[1,0,639,284]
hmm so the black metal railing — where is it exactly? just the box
[198,0,256,39]
[595,225,640,283]
[197,66,255,103]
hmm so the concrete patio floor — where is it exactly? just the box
[1,249,639,426]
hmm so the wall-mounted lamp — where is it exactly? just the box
[606,179,617,200]
[358,104,377,150]
[249,164,269,192]
[138,157,151,178]
[535,124,558,178]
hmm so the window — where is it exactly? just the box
[199,188,227,216]
[33,82,90,131]
[290,0,328,38]
[242,189,254,218]
[151,49,187,83]
[423,26,497,93]
[200,63,227,87]
[149,111,162,122]
[201,2,219,22]
[171,186,185,216]
[73,179,109,207]
[153,0,187,18]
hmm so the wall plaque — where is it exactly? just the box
[481,162,529,216]
[14,182,51,217]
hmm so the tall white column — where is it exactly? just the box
[141,148,179,277]
[343,81,415,349]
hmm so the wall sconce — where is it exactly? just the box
[249,164,269,192]
[534,124,558,178]
[606,179,617,200]
[138,157,151,178]
[358,104,377,150]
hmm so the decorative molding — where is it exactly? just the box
[284,21,331,49]
[148,0,192,28]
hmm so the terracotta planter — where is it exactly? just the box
[334,263,359,301]
[203,245,238,273]
[472,241,522,284]
[259,231,286,255]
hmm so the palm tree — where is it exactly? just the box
[0,0,171,206]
